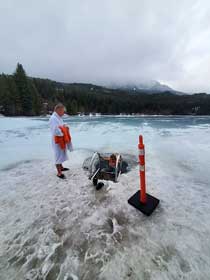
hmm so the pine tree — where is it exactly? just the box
[0,74,19,115]
[14,63,33,115]
[66,99,78,115]
[0,74,11,115]
[7,75,20,115]
[29,79,42,115]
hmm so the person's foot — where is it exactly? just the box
[57,174,66,179]
[61,167,69,171]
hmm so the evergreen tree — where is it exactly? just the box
[29,79,42,115]
[7,75,20,115]
[66,99,78,115]
[0,74,19,115]
[14,63,33,115]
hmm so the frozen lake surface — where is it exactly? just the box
[0,115,210,279]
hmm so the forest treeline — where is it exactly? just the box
[0,63,210,116]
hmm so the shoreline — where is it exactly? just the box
[1,114,210,118]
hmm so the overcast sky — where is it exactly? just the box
[0,0,210,92]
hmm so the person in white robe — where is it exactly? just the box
[49,103,72,179]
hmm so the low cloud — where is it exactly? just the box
[0,0,210,92]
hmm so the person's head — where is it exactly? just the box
[54,103,65,116]
[110,154,116,161]
[109,154,117,168]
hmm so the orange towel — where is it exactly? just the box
[54,126,71,150]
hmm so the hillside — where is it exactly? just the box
[0,64,210,116]
[107,80,179,93]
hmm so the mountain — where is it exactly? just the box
[107,80,184,95]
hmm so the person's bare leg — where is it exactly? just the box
[56,164,66,179]
[56,164,63,176]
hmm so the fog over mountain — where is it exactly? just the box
[0,0,210,93]
[107,80,178,93]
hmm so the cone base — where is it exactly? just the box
[128,190,159,216]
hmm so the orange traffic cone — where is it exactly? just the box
[128,135,159,216]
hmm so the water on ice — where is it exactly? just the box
[0,116,210,279]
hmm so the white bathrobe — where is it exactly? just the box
[49,112,68,164]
